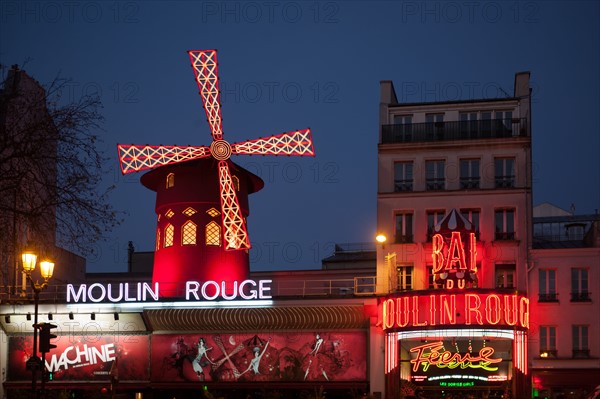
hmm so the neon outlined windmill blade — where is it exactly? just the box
[189,49,223,140]
[118,144,210,174]
[218,161,250,250]
[232,129,315,156]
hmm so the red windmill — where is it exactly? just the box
[118,50,315,296]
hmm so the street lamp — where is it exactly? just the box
[22,245,55,398]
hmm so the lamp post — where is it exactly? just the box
[22,245,55,399]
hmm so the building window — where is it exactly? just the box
[393,115,413,140]
[395,212,413,243]
[539,269,558,302]
[232,175,240,191]
[183,207,197,217]
[459,112,478,138]
[206,207,220,217]
[495,157,515,188]
[425,113,444,140]
[496,110,513,136]
[539,326,557,358]
[495,264,515,288]
[460,159,480,189]
[495,209,515,240]
[571,268,590,301]
[572,325,590,358]
[205,221,221,246]
[182,221,197,246]
[394,161,413,192]
[164,224,174,248]
[427,210,445,240]
[460,209,480,237]
[166,173,175,189]
[426,265,436,289]
[426,160,445,190]
[396,265,413,291]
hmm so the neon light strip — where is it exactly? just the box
[396,329,516,340]
[66,300,274,311]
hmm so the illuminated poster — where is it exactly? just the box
[8,335,149,381]
[404,338,510,387]
[152,332,367,382]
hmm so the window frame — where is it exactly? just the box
[425,159,445,190]
[395,212,414,244]
[394,161,414,192]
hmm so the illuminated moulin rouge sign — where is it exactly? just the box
[410,341,502,373]
[382,291,529,330]
[66,280,272,303]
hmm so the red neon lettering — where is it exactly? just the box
[383,299,394,329]
[429,295,437,326]
[413,296,427,326]
[486,294,501,325]
[432,234,444,273]
[520,297,530,328]
[409,341,502,373]
[465,294,483,325]
[397,297,410,327]
[469,232,477,271]
[445,232,467,270]
[504,295,518,326]
[440,295,456,325]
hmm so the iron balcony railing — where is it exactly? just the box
[0,276,378,304]
[381,118,528,144]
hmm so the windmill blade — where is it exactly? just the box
[118,144,210,174]
[188,50,224,141]
[218,161,251,250]
[232,128,314,157]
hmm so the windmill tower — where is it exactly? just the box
[118,50,315,297]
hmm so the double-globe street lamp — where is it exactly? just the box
[22,245,55,397]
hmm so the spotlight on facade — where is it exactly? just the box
[376,234,387,248]
[91,313,96,320]
[48,312,53,320]
[69,312,74,320]
[4,315,10,323]
[27,313,31,321]
[114,312,119,321]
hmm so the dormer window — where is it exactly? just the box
[166,173,175,189]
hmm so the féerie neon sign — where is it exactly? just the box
[410,341,502,373]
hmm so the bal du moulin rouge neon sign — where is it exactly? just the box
[381,217,530,330]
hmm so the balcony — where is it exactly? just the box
[572,349,590,358]
[460,178,480,189]
[381,118,528,144]
[394,234,414,244]
[495,232,516,241]
[538,293,559,302]
[394,181,413,192]
[539,349,557,358]
[571,291,592,302]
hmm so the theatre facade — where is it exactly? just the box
[1,69,599,399]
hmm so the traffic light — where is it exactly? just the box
[39,322,58,353]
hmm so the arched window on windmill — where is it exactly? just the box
[206,221,221,246]
[155,229,161,251]
[182,221,197,246]
[166,173,175,189]
[232,175,240,191]
[164,224,174,247]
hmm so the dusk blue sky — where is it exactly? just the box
[2,1,599,273]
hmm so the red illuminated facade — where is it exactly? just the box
[376,73,534,398]
[1,64,598,399]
